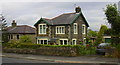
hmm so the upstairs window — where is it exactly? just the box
[82,24,86,34]
[74,23,78,34]
[39,24,46,34]
[56,26,65,34]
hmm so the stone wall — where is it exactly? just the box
[3,47,77,56]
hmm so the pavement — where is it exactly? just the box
[1,53,120,65]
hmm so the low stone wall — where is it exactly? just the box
[3,47,77,56]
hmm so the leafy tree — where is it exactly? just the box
[95,25,108,45]
[88,29,98,37]
[87,29,98,44]
[19,35,32,43]
[104,4,120,45]
[104,28,112,35]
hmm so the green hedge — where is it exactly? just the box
[3,43,96,56]
[5,43,79,49]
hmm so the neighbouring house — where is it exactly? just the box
[103,34,111,43]
[90,36,97,44]
[7,20,36,43]
[34,6,89,45]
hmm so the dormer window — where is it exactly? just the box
[39,24,46,34]
[74,23,78,34]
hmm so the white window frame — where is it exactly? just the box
[56,26,65,34]
[37,39,48,44]
[83,38,86,46]
[74,23,78,34]
[72,39,77,45]
[82,24,86,34]
[59,39,68,45]
[38,24,46,34]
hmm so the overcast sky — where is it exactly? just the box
[0,2,118,31]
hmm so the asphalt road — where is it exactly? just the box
[2,57,119,65]
[2,57,57,63]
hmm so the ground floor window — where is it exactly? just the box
[17,35,19,39]
[10,34,13,39]
[72,39,76,45]
[59,39,68,45]
[38,39,48,44]
[83,38,86,46]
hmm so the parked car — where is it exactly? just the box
[96,43,110,55]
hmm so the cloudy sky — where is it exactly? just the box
[0,2,118,31]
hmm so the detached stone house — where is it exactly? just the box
[7,20,36,43]
[34,7,89,45]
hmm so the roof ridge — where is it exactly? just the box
[63,12,76,15]
[43,18,51,20]
[51,13,64,20]
[51,12,76,20]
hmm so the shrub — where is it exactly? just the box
[17,43,78,49]
[3,42,96,56]
[3,40,20,48]
[19,35,32,43]
[73,45,96,55]
[112,44,120,58]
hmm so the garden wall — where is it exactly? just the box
[3,47,77,56]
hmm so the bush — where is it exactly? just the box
[17,43,78,49]
[3,40,20,48]
[112,44,120,58]
[3,42,96,56]
[19,35,32,43]
[73,45,96,55]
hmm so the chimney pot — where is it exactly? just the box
[12,20,17,27]
[75,6,81,13]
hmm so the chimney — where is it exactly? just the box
[12,20,17,27]
[75,6,81,13]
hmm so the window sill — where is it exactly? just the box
[56,33,65,34]
[74,33,78,34]
[82,33,85,34]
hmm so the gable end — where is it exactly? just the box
[34,18,51,27]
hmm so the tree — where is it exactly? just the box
[104,4,120,45]
[88,29,98,37]
[95,25,108,45]
[19,35,32,43]
[104,28,112,35]
[86,29,98,44]
[0,14,7,31]
[0,14,8,43]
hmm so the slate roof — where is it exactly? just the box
[7,25,36,34]
[34,12,89,27]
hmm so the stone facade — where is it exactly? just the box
[34,7,89,45]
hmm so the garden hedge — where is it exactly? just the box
[3,43,96,56]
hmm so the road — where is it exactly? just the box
[2,57,119,65]
[2,57,57,63]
